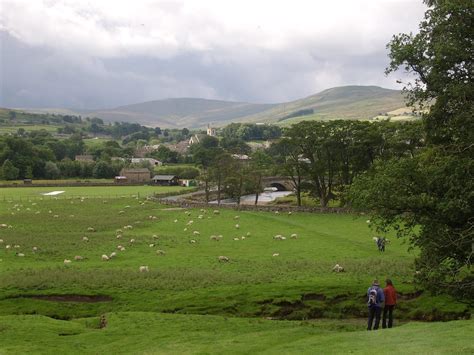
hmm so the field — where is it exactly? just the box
[0,186,471,353]
[0,124,61,134]
[0,185,188,199]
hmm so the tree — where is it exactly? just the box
[44,161,60,179]
[1,159,19,180]
[248,150,272,205]
[351,0,473,297]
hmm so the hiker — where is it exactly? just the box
[376,237,386,252]
[382,279,397,328]
[367,279,384,330]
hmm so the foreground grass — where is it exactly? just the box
[1,313,472,354]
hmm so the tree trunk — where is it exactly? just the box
[254,175,261,206]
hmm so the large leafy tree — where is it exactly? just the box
[351,0,473,297]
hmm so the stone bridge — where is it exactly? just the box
[261,176,294,191]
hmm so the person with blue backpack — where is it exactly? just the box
[367,279,385,330]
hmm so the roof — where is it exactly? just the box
[152,175,177,181]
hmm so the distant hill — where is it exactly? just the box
[236,86,409,125]
[17,86,411,128]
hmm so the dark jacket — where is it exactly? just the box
[367,285,385,308]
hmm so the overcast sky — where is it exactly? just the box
[0,0,426,109]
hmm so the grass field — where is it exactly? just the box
[0,124,61,134]
[0,187,471,353]
[0,185,188,199]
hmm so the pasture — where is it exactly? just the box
[0,188,471,353]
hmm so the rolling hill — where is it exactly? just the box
[17,86,411,128]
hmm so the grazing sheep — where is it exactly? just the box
[53,215,59,218]
[139,266,149,272]
[87,227,96,232]
[366,219,371,224]
[272,253,280,257]
[64,259,71,264]
[156,250,166,256]
[119,246,126,251]
[174,219,178,223]
[210,235,221,241]
[288,211,292,215]
[235,224,240,229]
[187,220,194,225]
[274,211,280,214]
[116,234,122,239]
[218,256,230,262]
[124,225,133,230]
[198,215,204,219]
[233,237,240,241]
[184,228,188,232]
[213,210,220,215]
[193,231,200,235]
[200,209,205,213]
[332,264,345,273]
[190,239,196,244]
[17,253,25,257]
[241,236,246,240]
[82,236,89,242]
[102,254,110,261]
[109,252,117,258]
[74,255,83,261]
[5,245,11,249]
[152,235,159,239]
[129,239,135,244]
[14,245,20,248]
[273,235,286,240]
[149,244,154,248]
[116,229,123,234]
[291,234,298,239]
[32,246,38,252]
[246,232,251,237]
[117,245,123,250]
[0,239,3,244]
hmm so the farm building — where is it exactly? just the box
[119,168,151,183]
[151,175,179,186]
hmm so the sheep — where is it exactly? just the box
[87,227,96,232]
[233,237,240,241]
[190,239,196,244]
[74,255,83,261]
[14,245,20,248]
[124,225,133,230]
[109,252,117,258]
[290,233,298,239]
[332,264,345,273]
[288,211,292,215]
[116,229,123,234]
[116,234,122,239]
[32,246,38,252]
[273,235,286,240]
[210,235,221,241]
[198,215,204,219]
[0,239,3,244]
[5,245,11,249]
[17,253,25,257]
[366,219,371,224]
[119,246,126,251]
[274,211,280,214]
[235,224,240,229]
[152,235,159,240]
[187,220,194,226]
[174,219,178,223]
[200,209,206,213]
[117,245,123,250]
[193,231,200,235]
[156,250,166,256]
[234,216,240,220]
[149,244,154,248]
[82,236,89,242]
[218,256,230,262]
[246,232,251,237]
[184,228,188,232]
[64,259,72,264]
[272,253,280,257]
[213,210,220,215]
[139,266,149,272]
[129,238,135,244]
[101,254,110,261]
[241,236,246,240]
[53,215,59,218]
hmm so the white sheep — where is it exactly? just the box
[213,210,220,215]
[184,228,188,232]
[246,232,251,237]
[32,246,38,252]
[14,245,20,248]
[17,253,25,257]
[156,250,166,256]
[291,234,298,239]
[82,236,89,242]
[101,254,110,261]
[116,234,122,239]
[0,239,3,244]
[233,237,240,241]
[272,253,280,257]
[119,246,126,251]
[332,264,345,273]
[274,211,280,214]
[87,227,96,232]
[235,224,240,229]
[198,215,204,219]
[210,235,221,241]
[273,235,286,240]
[152,235,159,239]
[64,259,71,264]
[288,211,292,215]
[174,219,178,223]
[116,229,123,234]
[109,252,117,258]
[193,231,200,235]
[218,256,229,262]
[130,239,135,244]
[241,236,246,240]
[187,220,194,226]
[149,243,154,248]
[139,266,149,272]
[74,255,83,261]
[190,239,196,244]
[117,245,123,250]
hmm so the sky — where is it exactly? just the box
[0,0,426,109]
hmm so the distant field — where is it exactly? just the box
[0,179,113,185]
[0,185,189,199]
[0,124,60,134]
[83,137,113,147]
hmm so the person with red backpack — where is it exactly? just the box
[367,279,385,330]
[382,279,397,328]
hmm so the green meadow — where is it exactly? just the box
[0,186,471,353]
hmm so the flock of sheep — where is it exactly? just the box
[1,199,347,274]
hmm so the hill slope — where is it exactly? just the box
[237,85,409,124]
[82,98,277,128]
[17,86,410,128]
